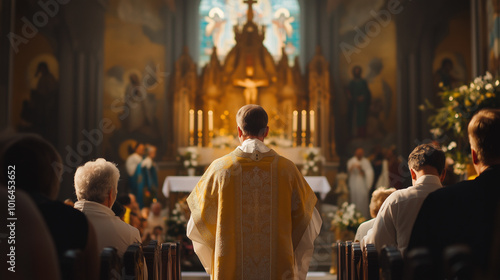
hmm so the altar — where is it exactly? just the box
[178,146,321,166]
[171,0,338,164]
[167,0,339,187]
[162,175,331,200]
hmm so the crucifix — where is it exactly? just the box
[244,0,257,22]
[234,77,269,104]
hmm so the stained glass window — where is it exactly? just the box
[199,0,300,68]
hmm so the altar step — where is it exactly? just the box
[181,271,337,280]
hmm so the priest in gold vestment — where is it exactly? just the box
[187,105,322,280]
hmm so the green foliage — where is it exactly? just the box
[422,72,500,174]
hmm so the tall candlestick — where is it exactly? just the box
[301,110,307,132]
[197,110,203,132]
[310,110,315,133]
[189,109,195,132]
[292,110,298,132]
[208,110,213,131]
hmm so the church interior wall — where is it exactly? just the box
[1,0,495,199]
[102,0,167,165]
[336,19,398,157]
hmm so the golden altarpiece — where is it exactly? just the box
[171,1,338,178]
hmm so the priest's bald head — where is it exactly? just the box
[236,104,269,141]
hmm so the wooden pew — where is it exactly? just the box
[100,247,121,280]
[443,244,473,280]
[170,242,181,280]
[60,249,84,280]
[345,241,353,280]
[337,241,346,280]
[123,243,145,280]
[351,242,363,280]
[379,246,403,280]
[363,244,379,280]
[144,240,160,280]
[160,243,172,280]
[404,247,438,280]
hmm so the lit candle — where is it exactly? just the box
[301,110,307,132]
[310,110,315,133]
[198,110,203,132]
[292,110,298,132]
[189,109,195,132]
[208,110,213,131]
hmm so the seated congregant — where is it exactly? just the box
[144,202,166,242]
[362,143,445,254]
[0,133,98,279]
[74,158,142,256]
[0,187,61,280]
[355,187,396,242]
[408,109,500,276]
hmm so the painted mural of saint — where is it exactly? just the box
[347,65,372,138]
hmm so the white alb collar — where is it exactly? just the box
[237,138,270,153]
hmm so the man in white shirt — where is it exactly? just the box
[362,144,446,254]
[74,158,142,256]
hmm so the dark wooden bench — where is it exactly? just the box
[170,242,181,280]
[404,247,438,280]
[123,243,145,280]
[345,241,353,280]
[351,242,363,280]
[363,243,379,280]
[100,247,121,280]
[144,240,160,280]
[60,249,84,280]
[337,241,346,280]
[379,246,403,280]
[443,244,473,280]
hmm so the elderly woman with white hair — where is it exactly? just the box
[74,158,142,257]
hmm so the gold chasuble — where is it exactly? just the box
[187,148,317,279]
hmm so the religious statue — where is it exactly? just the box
[347,65,371,139]
[233,77,269,104]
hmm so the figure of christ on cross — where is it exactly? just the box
[233,77,269,104]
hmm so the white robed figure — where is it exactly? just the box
[347,148,374,218]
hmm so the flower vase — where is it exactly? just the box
[334,227,355,242]
[187,168,195,176]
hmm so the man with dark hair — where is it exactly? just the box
[408,109,500,274]
[186,104,321,280]
[362,143,446,254]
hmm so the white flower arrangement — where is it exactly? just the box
[423,71,500,175]
[182,147,199,168]
[166,200,189,239]
[301,148,322,176]
[328,202,366,233]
